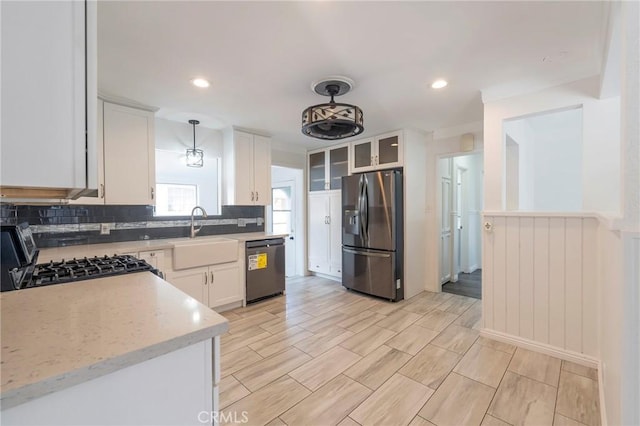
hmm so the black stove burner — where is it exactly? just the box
[26,255,160,288]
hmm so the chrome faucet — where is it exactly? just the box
[190,206,208,238]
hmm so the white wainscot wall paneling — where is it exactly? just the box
[481,213,599,362]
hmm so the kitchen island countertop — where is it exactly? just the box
[0,272,229,410]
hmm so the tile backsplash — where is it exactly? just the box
[0,204,264,248]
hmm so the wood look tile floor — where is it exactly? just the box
[218,276,600,426]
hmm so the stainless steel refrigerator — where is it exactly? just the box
[342,170,403,301]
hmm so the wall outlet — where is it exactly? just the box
[100,223,111,235]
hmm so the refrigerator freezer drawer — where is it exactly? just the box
[342,247,399,301]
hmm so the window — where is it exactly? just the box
[272,187,292,235]
[154,149,221,216]
[155,183,198,216]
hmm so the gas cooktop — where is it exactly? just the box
[25,254,161,289]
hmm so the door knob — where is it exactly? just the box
[289,236,294,240]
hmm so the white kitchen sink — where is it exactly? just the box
[172,238,239,270]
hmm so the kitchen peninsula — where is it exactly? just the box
[0,272,228,425]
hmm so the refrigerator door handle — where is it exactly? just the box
[362,174,369,242]
[343,248,391,258]
[358,175,366,242]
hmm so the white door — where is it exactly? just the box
[451,167,465,281]
[308,193,330,274]
[440,177,452,284]
[272,182,296,277]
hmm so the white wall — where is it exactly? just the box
[528,108,583,211]
[503,119,534,210]
[599,3,640,425]
[582,97,621,213]
[155,119,224,214]
[504,108,585,212]
[425,123,484,292]
[271,139,307,169]
[482,8,639,421]
[483,76,621,213]
[155,118,223,156]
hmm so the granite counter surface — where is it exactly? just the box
[0,272,229,409]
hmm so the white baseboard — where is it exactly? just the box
[310,271,341,283]
[480,329,599,369]
[463,264,479,274]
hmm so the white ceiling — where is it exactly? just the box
[98,1,608,149]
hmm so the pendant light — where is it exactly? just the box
[301,76,364,140]
[186,119,203,167]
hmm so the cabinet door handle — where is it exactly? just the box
[204,272,208,285]
[327,216,331,224]
[210,272,214,283]
[370,155,374,166]
[375,155,378,165]
[100,184,104,199]
[251,191,254,201]
[150,252,155,257]
[151,187,155,200]
[256,191,259,201]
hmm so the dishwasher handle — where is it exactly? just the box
[246,238,285,249]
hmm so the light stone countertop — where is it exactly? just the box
[38,232,288,262]
[0,272,229,410]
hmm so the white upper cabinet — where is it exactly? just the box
[0,0,97,199]
[223,129,272,205]
[308,144,350,192]
[71,100,155,206]
[350,131,403,172]
[103,102,156,205]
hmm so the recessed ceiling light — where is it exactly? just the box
[431,79,448,89]
[191,78,210,88]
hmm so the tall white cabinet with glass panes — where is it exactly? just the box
[307,144,349,279]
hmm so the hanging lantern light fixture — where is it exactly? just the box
[302,76,364,140]
[186,119,203,167]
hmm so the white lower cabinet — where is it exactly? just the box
[166,263,242,309]
[166,267,208,305]
[308,191,342,278]
[138,250,165,272]
[209,263,242,307]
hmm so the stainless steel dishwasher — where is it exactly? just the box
[246,238,285,303]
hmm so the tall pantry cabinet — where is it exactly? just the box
[307,144,349,279]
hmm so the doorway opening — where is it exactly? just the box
[268,166,304,278]
[438,153,483,299]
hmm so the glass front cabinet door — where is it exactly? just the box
[328,145,348,190]
[376,132,402,168]
[351,139,374,172]
[308,143,350,191]
[308,151,326,191]
[350,131,403,172]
